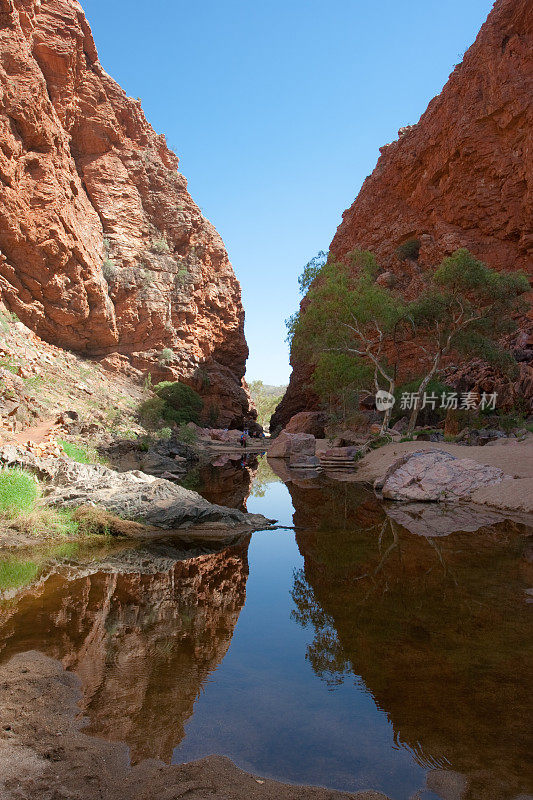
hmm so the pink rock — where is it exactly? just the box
[379,449,510,502]
[268,432,316,459]
[285,412,327,438]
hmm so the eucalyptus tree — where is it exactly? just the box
[406,249,529,433]
[287,250,408,433]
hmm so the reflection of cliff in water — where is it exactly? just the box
[288,480,533,799]
[0,538,250,764]
[183,455,259,511]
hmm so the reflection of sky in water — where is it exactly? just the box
[247,478,294,526]
[173,471,439,799]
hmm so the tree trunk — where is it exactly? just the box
[380,380,395,434]
[406,364,438,435]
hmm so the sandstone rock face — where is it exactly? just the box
[284,411,328,438]
[331,0,532,276]
[378,449,510,502]
[0,0,251,426]
[268,431,316,460]
[274,0,533,428]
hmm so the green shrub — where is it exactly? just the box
[206,404,219,427]
[369,434,392,450]
[0,469,39,517]
[392,377,453,425]
[158,348,175,365]
[396,238,420,260]
[495,413,525,433]
[154,381,203,425]
[175,423,198,446]
[0,358,20,375]
[159,427,172,440]
[102,258,118,283]
[195,366,210,389]
[138,396,166,428]
[138,435,152,451]
[0,308,19,333]
[151,237,170,254]
[58,440,91,463]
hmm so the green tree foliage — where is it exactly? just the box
[288,250,409,431]
[406,249,529,431]
[287,247,529,434]
[312,353,372,424]
[248,380,287,429]
[298,250,328,295]
[138,381,203,428]
[154,381,203,425]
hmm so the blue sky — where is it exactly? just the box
[84,0,494,385]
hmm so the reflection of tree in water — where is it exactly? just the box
[288,479,533,799]
[291,568,350,687]
[249,455,281,498]
[291,515,409,688]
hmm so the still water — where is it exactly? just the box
[0,456,531,800]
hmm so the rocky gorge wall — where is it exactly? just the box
[273,0,533,429]
[0,0,252,426]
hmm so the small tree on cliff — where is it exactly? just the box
[287,251,408,432]
[405,249,529,433]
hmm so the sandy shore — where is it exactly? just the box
[355,438,533,514]
[0,651,389,800]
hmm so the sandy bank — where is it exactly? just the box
[0,651,388,800]
[355,438,533,514]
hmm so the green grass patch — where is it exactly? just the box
[58,439,105,465]
[58,440,92,463]
[0,469,39,516]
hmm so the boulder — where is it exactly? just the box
[375,270,396,288]
[391,417,408,433]
[247,420,265,437]
[331,430,367,447]
[268,431,316,460]
[378,449,510,502]
[285,412,328,438]
[416,431,444,442]
[0,446,272,532]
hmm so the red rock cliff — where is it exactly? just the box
[273,0,532,429]
[0,0,252,426]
